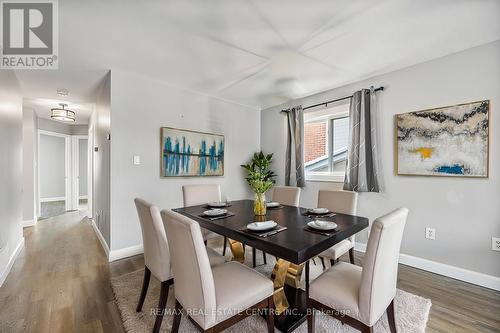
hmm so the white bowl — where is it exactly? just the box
[247,220,277,231]
[207,202,227,208]
[203,209,227,217]
[308,220,337,231]
[308,208,329,214]
[266,201,280,208]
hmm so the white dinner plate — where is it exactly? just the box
[203,209,227,217]
[247,220,277,231]
[308,220,337,231]
[308,208,330,215]
[207,202,227,208]
[266,201,280,208]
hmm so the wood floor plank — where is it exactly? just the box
[0,210,498,332]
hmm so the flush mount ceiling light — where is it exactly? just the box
[51,103,75,122]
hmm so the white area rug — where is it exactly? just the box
[111,248,431,333]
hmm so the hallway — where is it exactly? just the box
[0,212,123,332]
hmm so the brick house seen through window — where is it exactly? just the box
[304,102,350,181]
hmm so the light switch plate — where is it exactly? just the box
[492,237,500,251]
[133,155,141,165]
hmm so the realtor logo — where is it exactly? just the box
[1,0,58,69]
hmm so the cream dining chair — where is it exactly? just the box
[134,198,226,333]
[307,208,409,333]
[317,190,358,268]
[161,209,275,333]
[182,184,228,255]
[272,186,301,207]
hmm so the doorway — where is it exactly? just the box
[38,130,70,219]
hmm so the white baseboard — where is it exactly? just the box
[0,238,25,288]
[109,244,144,262]
[90,219,110,258]
[354,242,500,291]
[22,219,36,228]
[40,196,65,203]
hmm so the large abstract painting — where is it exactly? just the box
[160,127,224,177]
[396,100,489,177]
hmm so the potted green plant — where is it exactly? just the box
[241,152,276,216]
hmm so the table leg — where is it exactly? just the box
[271,259,290,315]
[228,239,245,263]
[305,260,310,300]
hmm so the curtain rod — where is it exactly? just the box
[280,86,384,113]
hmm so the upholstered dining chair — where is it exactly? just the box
[182,184,228,255]
[161,209,275,333]
[317,190,358,268]
[272,186,301,207]
[307,208,409,333]
[134,198,226,333]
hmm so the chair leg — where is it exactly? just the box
[307,300,315,333]
[266,295,275,333]
[171,299,183,333]
[252,247,257,268]
[349,248,355,265]
[387,299,397,333]
[320,257,326,270]
[222,236,227,256]
[263,251,267,264]
[136,266,151,312]
[330,259,335,267]
[153,280,170,333]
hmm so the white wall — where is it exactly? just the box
[91,72,111,246]
[22,108,38,223]
[38,117,88,136]
[0,70,23,286]
[261,41,500,278]
[39,134,66,199]
[109,69,260,251]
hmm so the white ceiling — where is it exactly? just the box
[19,0,500,110]
[16,70,108,124]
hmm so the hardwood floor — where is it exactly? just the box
[0,211,499,332]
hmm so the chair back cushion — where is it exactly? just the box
[359,208,408,326]
[182,184,221,207]
[272,186,301,207]
[317,190,358,215]
[317,190,358,242]
[134,198,171,281]
[161,209,217,329]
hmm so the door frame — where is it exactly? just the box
[71,135,89,211]
[37,130,71,213]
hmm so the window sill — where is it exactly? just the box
[306,173,345,183]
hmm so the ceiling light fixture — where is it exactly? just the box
[51,103,75,122]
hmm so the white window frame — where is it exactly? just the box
[304,103,349,183]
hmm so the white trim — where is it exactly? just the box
[79,195,88,200]
[109,244,144,262]
[40,196,66,202]
[306,172,344,183]
[91,219,109,258]
[0,238,25,287]
[354,242,500,291]
[23,219,36,227]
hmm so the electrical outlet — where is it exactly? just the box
[492,237,500,251]
[425,227,436,240]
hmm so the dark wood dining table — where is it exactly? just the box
[173,199,369,332]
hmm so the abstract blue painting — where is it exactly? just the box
[160,127,224,177]
[397,100,489,177]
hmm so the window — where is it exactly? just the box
[304,102,350,182]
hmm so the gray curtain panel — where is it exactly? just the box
[343,88,381,192]
[285,106,305,187]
